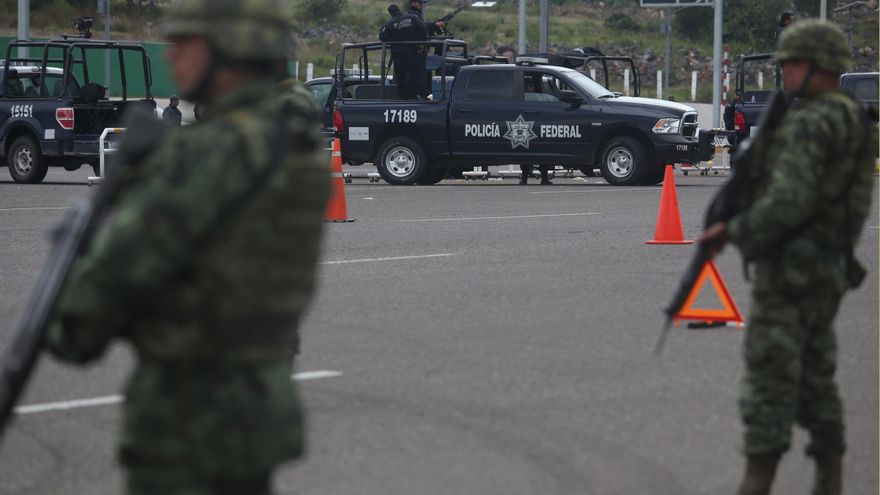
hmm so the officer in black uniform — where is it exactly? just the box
[390,0,429,99]
[380,4,405,96]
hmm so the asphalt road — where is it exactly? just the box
[0,166,876,494]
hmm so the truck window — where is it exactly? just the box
[851,78,878,102]
[466,71,514,100]
[308,82,333,107]
[522,72,575,102]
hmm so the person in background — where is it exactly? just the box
[162,95,183,126]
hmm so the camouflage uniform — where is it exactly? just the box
[47,1,330,494]
[727,21,876,461]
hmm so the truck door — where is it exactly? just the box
[519,70,591,164]
[449,69,522,162]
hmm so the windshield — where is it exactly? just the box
[558,68,614,99]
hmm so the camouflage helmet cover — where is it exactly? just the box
[776,19,851,74]
[162,0,296,60]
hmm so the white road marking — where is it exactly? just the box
[400,212,599,222]
[0,207,69,212]
[14,370,343,416]
[321,253,456,265]
[528,189,656,195]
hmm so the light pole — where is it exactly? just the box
[539,0,548,52]
[99,0,111,90]
[711,0,722,128]
[518,0,526,54]
[820,0,827,20]
[17,0,29,58]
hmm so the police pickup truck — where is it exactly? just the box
[1,39,155,183]
[333,41,707,186]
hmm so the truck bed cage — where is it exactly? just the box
[735,53,779,93]
[336,39,470,101]
[4,39,153,100]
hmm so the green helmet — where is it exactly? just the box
[776,20,851,74]
[162,0,295,60]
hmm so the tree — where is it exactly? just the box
[673,0,792,52]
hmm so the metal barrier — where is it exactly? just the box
[682,131,733,177]
[87,127,125,186]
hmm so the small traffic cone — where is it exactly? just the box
[646,164,692,245]
[325,138,355,223]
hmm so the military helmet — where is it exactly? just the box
[776,20,851,74]
[162,0,295,60]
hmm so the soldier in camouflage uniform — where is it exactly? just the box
[699,20,875,495]
[47,0,329,493]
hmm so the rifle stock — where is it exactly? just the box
[0,106,166,441]
[655,91,790,355]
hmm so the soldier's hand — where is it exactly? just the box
[435,21,446,29]
[698,222,728,257]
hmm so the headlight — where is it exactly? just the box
[652,118,682,134]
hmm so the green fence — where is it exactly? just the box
[1,36,176,97]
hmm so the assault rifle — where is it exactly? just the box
[432,5,468,37]
[0,106,167,441]
[654,91,791,355]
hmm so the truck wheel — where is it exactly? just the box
[599,137,648,186]
[578,166,599,177]
[640,166,666,186]
[7,135,48,184]
[376,137,427,185]
[417,169,446,185]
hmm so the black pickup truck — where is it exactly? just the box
[333,41,709,186]
[1,39,155,183]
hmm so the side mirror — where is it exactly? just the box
[559,89,583,108]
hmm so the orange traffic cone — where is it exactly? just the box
[325,138,355,223]
[646,164,692,245]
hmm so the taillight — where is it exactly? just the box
[56,108,74,130]
[734,111,746,132]
[333,109,345,133]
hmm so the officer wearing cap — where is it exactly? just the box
[46,0,330,493]
[699,20,875,495]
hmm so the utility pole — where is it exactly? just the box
[539,0,549,52]
[820,0,827,20]
[17,0,29,58]
[662,15,671,100]
[712,0,722,128]
[99,0,111,90]
[518,0,526,54]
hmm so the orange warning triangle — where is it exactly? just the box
[676,261,743,324]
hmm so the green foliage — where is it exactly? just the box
[673,0,792,52]
[605,13,640,32]
[298,0,347,20]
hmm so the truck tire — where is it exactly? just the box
[417,169,446,185]
[7,135,48,184]
[376,137,427,185]
[640,165,666,185]
[599,137,649,186]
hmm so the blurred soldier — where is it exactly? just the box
[699,20,875,495]
[162,94,183,126]
[46,1,330,494]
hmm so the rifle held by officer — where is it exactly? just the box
[432,5,467,37]
[654,91,791,355]
[0,107,166,441]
